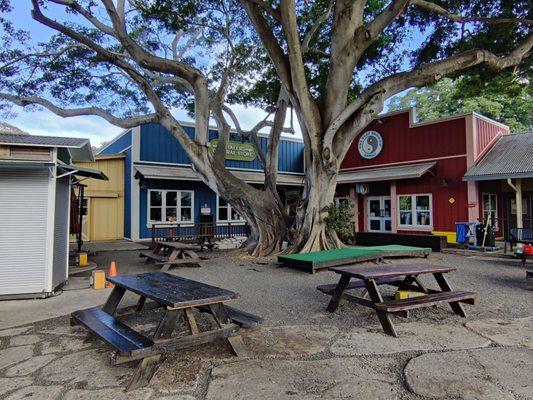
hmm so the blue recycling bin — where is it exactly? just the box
[455,222,477,248]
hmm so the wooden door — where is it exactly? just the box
[88,197,124,240]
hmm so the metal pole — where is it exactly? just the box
[77,185,84,253]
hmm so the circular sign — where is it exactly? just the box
[358,130,383,159]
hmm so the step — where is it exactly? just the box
[71,307,154,355]
[376,291,475,313]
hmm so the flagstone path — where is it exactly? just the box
[0,315,531,399]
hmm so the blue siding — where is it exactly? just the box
[99,130,132,155]
[98,130,132,238]
[139,123,303,173]
[138,179,216,239]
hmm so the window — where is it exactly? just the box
[510,197,527,215]
[398,194,432,228]
[217,196,245,224]
[148,190,193,224]
[482,193,498,228]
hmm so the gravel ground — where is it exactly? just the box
[90,248,532,330]
[0,249,530,400]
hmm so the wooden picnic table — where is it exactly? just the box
[71,272,262,390]
[321,263,475,337]
[140,241,206,271]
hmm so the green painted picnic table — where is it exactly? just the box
[277,245,431,273]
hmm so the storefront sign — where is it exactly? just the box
[358,130,383,159]
[208,139,257,162]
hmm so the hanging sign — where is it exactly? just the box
[208,139,257,162]
[358,130,383,159]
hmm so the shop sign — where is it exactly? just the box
[358,130,383,159]
[208,139,257,162]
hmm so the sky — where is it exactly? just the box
[3,2,422,147]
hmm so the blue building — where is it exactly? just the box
[98,121,304,240]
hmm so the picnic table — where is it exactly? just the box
[320,263,475,337]
[140,241,206,271]
[71,272,262,390]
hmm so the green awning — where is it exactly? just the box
[57,163,108,180]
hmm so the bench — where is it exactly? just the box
[527,269,533,279]
[71,307,154,356]
[139,251,168,263]
[197,305,263,328]
[375,291,475,313]
[317,277,404,295]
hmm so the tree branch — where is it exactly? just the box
[0,93,157,128]
[324,33,533,159]
[301,1,334,53]
[410,0,533,26]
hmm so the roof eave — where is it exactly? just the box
[463,171,533,181]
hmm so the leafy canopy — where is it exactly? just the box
[388,73,532,132]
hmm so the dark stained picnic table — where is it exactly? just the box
[140,241,206,271]
[71,272,262,391]
[321,263,475,337]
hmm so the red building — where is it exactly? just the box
[336,108,513,243]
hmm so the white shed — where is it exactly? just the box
[0,132,105,299]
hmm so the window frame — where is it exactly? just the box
[481,193,498,229]
[216,195,245,225]
[397,194,433,229]
[147,189,194,226]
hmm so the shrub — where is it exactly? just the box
[324,201,355,244]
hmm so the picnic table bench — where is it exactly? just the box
[71,272,262,390]
[140,241,207,271]
[320,263,475,337]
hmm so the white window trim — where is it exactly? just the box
[147,189,194,227]
[397,193,433,229]
[216,195,246,226]
[482,193,499,229]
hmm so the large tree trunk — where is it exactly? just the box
[292,158,343,253]
[227,187,289,257]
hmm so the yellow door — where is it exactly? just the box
[88,197,124,240]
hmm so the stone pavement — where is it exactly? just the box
[0,314,531,399]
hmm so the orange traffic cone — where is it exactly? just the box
[106,261,118,287]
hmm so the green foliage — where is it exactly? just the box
[388,73,532,132]
[324,201,355,244]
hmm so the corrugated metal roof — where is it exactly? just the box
[0,133,89,148]
[134,164,304,186]
[464,133,533,181]
[338,161,436,183]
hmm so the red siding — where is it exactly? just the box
[475,117,507,158]
[340,111,467,170]
[396,158,469,232]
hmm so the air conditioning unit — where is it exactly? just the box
[355,183,369,195]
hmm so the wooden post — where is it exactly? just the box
[151,224,155,248]
[228,222,232,238]
[507,178,523,249]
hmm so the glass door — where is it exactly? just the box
[367,196,391,232]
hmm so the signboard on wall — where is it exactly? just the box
[208,139,257,162]
[358,130,383,159]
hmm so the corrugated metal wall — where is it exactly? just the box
[52,176,69,289]
[139,123,304,173]
[0,168,50,296]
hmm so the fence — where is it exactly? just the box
[150,222,250,247]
